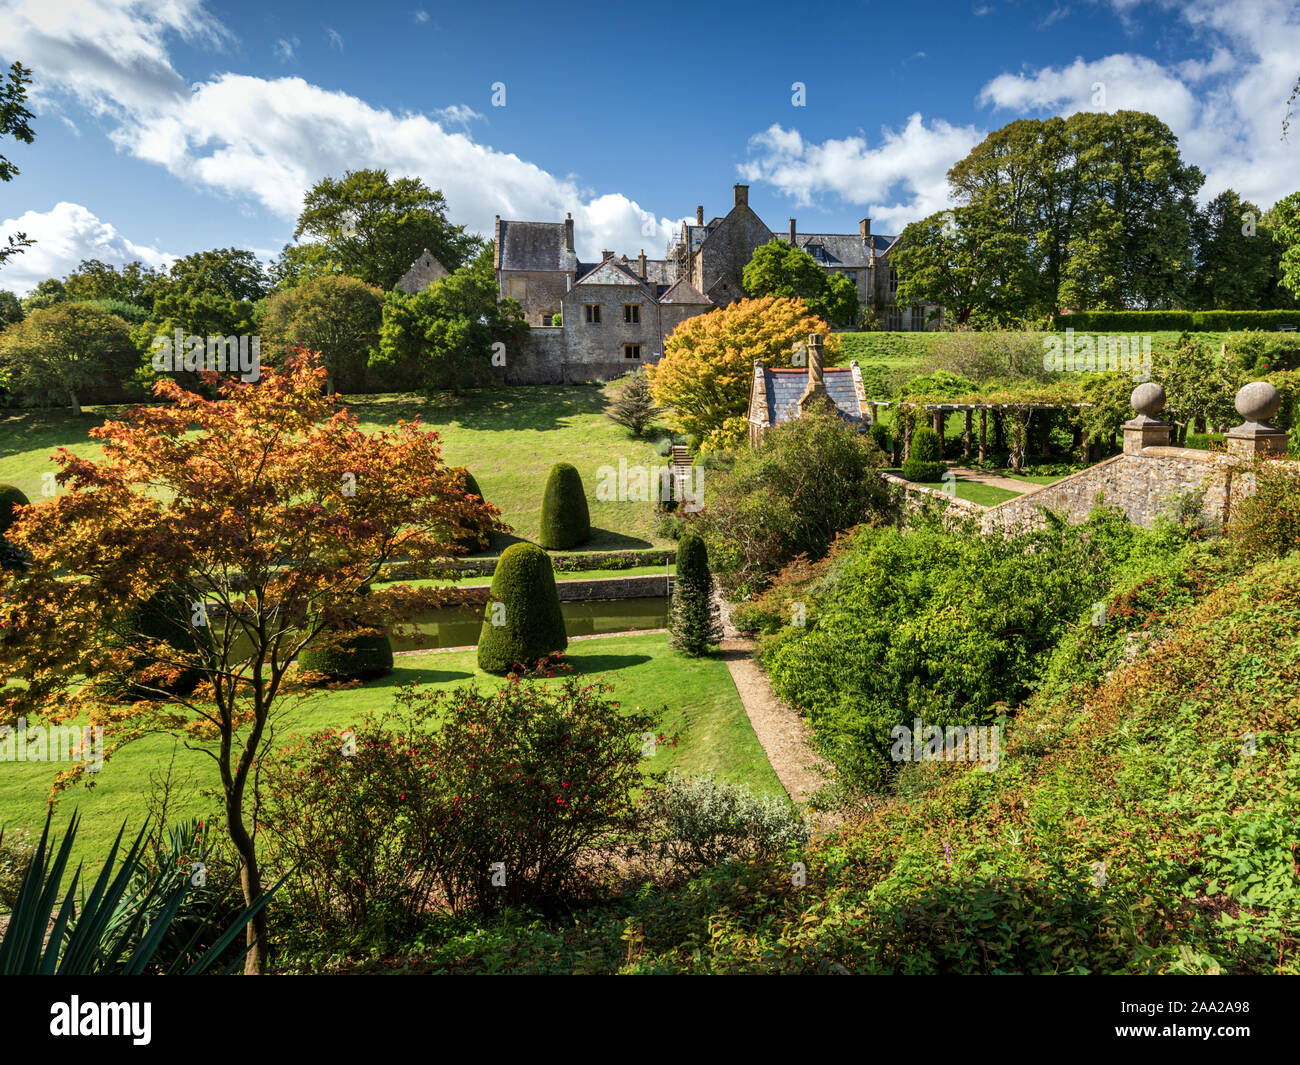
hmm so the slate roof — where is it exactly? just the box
[759,367,865,429]
[497,220,580,272]
[658,278,712,305]
[771,231,898,269]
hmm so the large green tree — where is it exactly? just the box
[0,61,36,268]
[149,248,268,337]
[1273,191,1300,302]
[260,274,384,393]
[892,206,1031,326]
[742,240,860,326]
[375,245,525,394]
[0,302,136,414]
[294,169,477,290]
[63,259,163,309]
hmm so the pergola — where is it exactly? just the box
[890,400,1093,469]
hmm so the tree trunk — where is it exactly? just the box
[963,409,972,458]
[993,409,1005,452]
[1039,410,1052,457]
[978,408,987,465]
[227,791,269,974]
[67,389,82,417]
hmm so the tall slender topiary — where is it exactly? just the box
[669,532,722,656]
[477,542,568,673]
[454,468,490,551]
[902,425,945,483]
[539,462,591,549]
[0,485,29,536]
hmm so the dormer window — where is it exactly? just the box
[808,243,825,261]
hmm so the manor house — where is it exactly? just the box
[484,184,941,383]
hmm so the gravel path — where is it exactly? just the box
[954,467,1046,494]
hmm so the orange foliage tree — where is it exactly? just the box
[646,296,837,446]
[0,350,502,972]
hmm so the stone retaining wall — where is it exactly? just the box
[455,574,673,601]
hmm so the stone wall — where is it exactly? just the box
[500,268,571,326]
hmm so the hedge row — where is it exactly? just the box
[380,548,677,582]
[1056,310,1299,332]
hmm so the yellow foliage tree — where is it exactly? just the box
[646,296,837,442]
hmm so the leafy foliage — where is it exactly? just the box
[476,542,568,673]
[260,274,383,393]
[606,370,661,436]
[668,532,721,656]
[742,240,860,326]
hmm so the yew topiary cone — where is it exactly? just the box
[538,462,590,549]
[477,542,568,673]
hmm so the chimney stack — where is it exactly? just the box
[638,249,647,278]
[860,217,871,241]
[789,218,797,245]
[734,184,749,207]
[798,333,831,414]
[696,205,704,226]
[601,249,614,261]
[564,212,574,253]
[493,215,501,268]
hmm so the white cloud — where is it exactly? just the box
[0,0,687,266]
[274,36,299,63]
[0,201,176,295]
[325,27,343,51]
[413,9,429,24]
[739,116,984,233]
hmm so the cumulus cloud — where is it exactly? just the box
[0,202,176,295]
[0,0,683,268]
[739,116,984,233]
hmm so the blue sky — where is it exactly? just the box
[1,0,1298,293]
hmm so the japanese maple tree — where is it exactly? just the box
[0,350,502,973]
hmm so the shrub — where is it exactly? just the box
[0,484,29,536]
[606,371,661,436]
[297,628,394,682]
[1227,459,1300,563]
[539,462,591,550]
[476,542,567,673]
[452,468,490,551]
[868,421,891,456]
[901,458,946,483]
[636,773,808,875]
[695,410,888,598]
[654,437,674,457]
[909,425,942,462]
[668,532,721,656]
[0,827,34,909]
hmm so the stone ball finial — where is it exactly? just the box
[1131,382,1166,417]
[1234,380,1281,424]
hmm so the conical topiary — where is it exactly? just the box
[476,542,568,673]
[455,468,489,551]
[668,532,722,656]
[99,585,214,699]
[538,462,590,550]
[0,484,30,536]
[297,586,393,682]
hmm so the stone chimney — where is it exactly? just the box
[638,249,647,278]
[789,218,797,244]
[564,212,574,253]
[696,205,704,226]
[1123,382,1173,454]
[860,218,871,241]
[601,249,615,261]
[1226,381,1289,457]
[798,334,835,415]
[734,184,748,207]
[493,215,501,268]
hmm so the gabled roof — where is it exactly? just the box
[574,258,653,293]
[497,220,579,272]
[771,231,898,269]
[753,363,866,429]
[658,278,712,305]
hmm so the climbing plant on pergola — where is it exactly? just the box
[893,381,1090,471]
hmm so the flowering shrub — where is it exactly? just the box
[262,671,661,936]
[1227,458,1300,563]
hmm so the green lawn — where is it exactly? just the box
[914,479,1022,506]
[0,383,673,554]
[0,632,781,877]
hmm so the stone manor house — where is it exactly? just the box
[487,184,942,383]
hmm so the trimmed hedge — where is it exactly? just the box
[1057,309,1300,332]
[477,542,568,673]
[901,458,946,483]
[0,484,29,535]
[454,468,489,551]
[909,426,942,462]
[100,587,213,698]
[379,548,676,583]
[297,629,394,682]
[539,462,591,550]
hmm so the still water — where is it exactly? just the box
[390,596,669,651]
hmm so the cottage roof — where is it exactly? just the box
[658,278,713,305]
[754,365,866,429]
[497,220,579,272]
[772,231,898,268]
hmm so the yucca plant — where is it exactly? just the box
[0,813,278,975]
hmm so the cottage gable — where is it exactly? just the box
[396,249,449,294]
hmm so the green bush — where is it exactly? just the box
[100,587,213,698]
[695,410,889,597]
[668,532,721,656]
[476,542,568,673]
[1060,309,1300,332]
[0,484,29,535]
[868,421,891,455]
[637,773,808,875]
[538,462,591,550]
[902,425,945,481]
[297,628,394,682]
[901,458,946,483]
